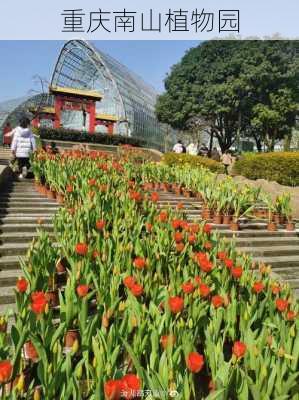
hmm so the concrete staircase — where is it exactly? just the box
[0,147,11,165]
[156,191,299,297]
[0,179,58,311]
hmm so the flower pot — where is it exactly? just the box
[202,207,212,221]
[183,190,192,198]
[175,187,182,195]
[196,192,203,201]
[161,183,169,192]
[273,213,283,225]
[213,214,222,224]
[45,290,59,308]
[222,215,232,225]
[47,189,56,200]
[64,329,80,348]
[267,222,277,231]
[56,193,65,205]
[286,222,295,231]
[40,185,47,196]
[56,258,67,274]
[230,221,240,231]
[24,341,39,362]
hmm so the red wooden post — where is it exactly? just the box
[54,96,62,129]
[89,101,96,134]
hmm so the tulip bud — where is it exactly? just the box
[278,347,285,357]
[52,341,58,354]
[290,325,296,337]
[27,264,33,273]
[119,301,126,312]
[102,314,109,328]
[156,254,160,260]
[16,373,25,392]
[131,315,138,327]
[71,339,79,355]
[47,364,52,375]
[253,346,259,356]
[153,273,158,282]
[188,318,193,329]
[92,356,97,368]
[244,310,248,321]
[45,303,49,315]
[169,369,174,381]
[76,364,83,379]
[33,387,41,400]
[176,265,180,272]
[261,365,267,377]
[21,308,27,319]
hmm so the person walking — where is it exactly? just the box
[172,140,184,154]
[211,147,220,162]
[186,142,198,156]
[2,122,12,147]
[11,117,36,179]
[221,151,233,174]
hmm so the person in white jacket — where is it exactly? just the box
[11,117,36,178]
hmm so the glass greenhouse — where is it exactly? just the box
[0,40,175,151]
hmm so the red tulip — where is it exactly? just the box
[31,291,47,314]
[276,298,288,312]
[172,219,182,230]
[224,258,234,269]
[211,295,224,308]
[271,284,281,295]
[186,352,204,373]
[92,250,101,259]
[66,184,73,193]
[232,341,247,358]
[199,258,213,273]
[120,374,141,399]
[217,251,227,261]
[203,224,212,234]
[174,231,183,243]
[96,219,106,231]
[158,211,168,222]
[252,281,264,294]
[181,281,195,294]
[145,223,152,232]
[133,257,146,270]
[168,296,184,314]
[123,276,136,289]
[75,243,88,256]
[189,223,199,233]
[104,379,121,400]
[16,277,28,293]
[204,241,212,250]
[150,192,159,202]
[286,310,297,321]
[0,360,13,383]
[88,178,96,186]
[188,234,196,244]
[194,276,202,285]
[130,284,143,297]
[176,242,185,253]
[199,284,211,298]
[231,266,243,279]
[160,335,176,349]
[76,285,89,298]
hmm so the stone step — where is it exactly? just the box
[0,201,58,208]
[0,231,54,244]
[0,243,30,256]
[286,278,299,289]
[0,215,54,224]
[253,255,299,268]
[0,207,58,215]
[0,223,53,233]
[235,236,299,247]
[0,255,22,270]
[0,286,16,305]
[0,269,21,287]
[218,229,299,238]
[240,246,299,257]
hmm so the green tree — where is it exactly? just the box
[156,41,298,152]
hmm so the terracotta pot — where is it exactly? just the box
[273,213,283,225]
[154,183,160,190]
[47,189,56,200]
[64,329,80,348]
[286,222,295,231]
[222,215,232,225]
[267,222,277,232]
[161,183,169,192]
[183,190,192,198]
[24,341,39,362]
[45,290,59,308]
[40,185,47,196]
[202,207,212,221]
[230,221,240,231]
[213,214,222,224]
[4,368,31,395]
[175,187,182,195]
[56,193,65,205]
[196,192,203,201]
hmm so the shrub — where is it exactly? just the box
[233,152,299,186]
[163,153,225,173]
[36,127,146,147]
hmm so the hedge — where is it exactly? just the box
[36,127,145,147]
[233,152,299,186]
[163,153,225,173]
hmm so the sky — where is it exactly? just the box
[0,40,199,103]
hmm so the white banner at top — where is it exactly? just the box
[0,0,298,40]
